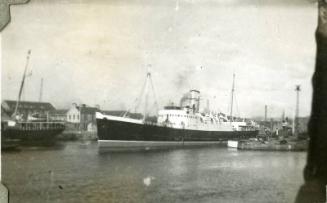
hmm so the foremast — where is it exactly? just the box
[12,50,32,120]
[123,71,159,123]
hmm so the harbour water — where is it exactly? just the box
[2,141,306,203]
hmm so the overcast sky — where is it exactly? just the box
[1,0,317,118]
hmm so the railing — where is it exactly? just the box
[19,121,65,131]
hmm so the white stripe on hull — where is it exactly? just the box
[98,140,224,149]
[96,112,143,124]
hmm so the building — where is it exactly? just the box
[1,100,56,120]
[66,103,80,129]
[49,109,68,121]
[66,103,100,131]
[80,105,99,131]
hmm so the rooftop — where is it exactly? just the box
[2,100,56,114]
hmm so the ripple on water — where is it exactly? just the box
[2,142,306,203]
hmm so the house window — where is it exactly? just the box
[73,115,75,120]
[77,115,79,120]
[69,115,71,120]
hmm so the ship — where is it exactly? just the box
[1,50,65,146]
[96,72,259,150]
[1,118,65,145]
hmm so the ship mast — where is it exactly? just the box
[143,72,150,122]
[126,70,159,122]
[39,78,43,102]
[229,73,235,122]
[13,50,32,119]
[142,71,159,121]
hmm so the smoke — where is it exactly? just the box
[173,66,197,90]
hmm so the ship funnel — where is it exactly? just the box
[180,90,200,113]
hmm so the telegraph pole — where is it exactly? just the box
[294,85,301,138]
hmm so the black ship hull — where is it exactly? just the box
[1,122,65,146]
[97,118,259,150]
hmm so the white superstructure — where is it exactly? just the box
[157,107,234,131]
[156,89,258,132]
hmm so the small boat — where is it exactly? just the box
[2,120,65,144]
[1,50,65,145]
[227,140,239,148]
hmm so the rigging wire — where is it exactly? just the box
[149,74,159,114]
[123,71,159,119]
[120,75,147,117]
[133,74,148,113]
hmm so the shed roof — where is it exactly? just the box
[49,109,68,114]
[2,100,56,114]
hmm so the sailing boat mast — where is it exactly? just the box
[229,73,235,122]
[13,50,32,119]
[39,78,43,102]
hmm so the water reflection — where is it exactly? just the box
[167,150,188,176]
[2,142,306,203]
